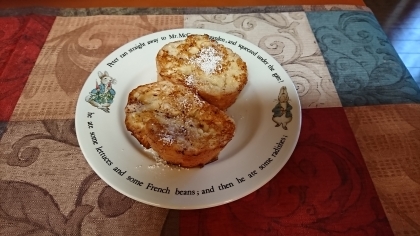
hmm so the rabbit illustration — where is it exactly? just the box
[85,71,117,113]
[272,86,293,130]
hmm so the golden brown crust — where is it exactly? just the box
[125,80,235,168]
[156,34,248,110]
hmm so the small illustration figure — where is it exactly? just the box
[272,86,293,130]
[85,71,117,113]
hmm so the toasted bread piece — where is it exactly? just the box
[156,34,248,110]
[125,80,235,168]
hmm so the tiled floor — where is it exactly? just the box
[364,0,420,87]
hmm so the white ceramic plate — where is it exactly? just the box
[75,28,301,209]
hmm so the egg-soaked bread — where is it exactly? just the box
[156,34,248,110]
[125,80,235,168]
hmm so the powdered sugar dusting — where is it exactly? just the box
[160,133,174,145]
[178,93,203,110]
[179,97,186,107]
[144,145,188,171]
[185,75,194,86]
[156,120,187,147]
[143,148,168,169]
[189,47,222,74]
[193,94,204,106]
[148,152,168,169]
[178,96,192,110]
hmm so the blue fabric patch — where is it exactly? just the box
[306,11,420,106]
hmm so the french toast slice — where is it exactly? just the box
[156,34,248,110]
[125,80,235,168]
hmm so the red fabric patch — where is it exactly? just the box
[180,107,392,235]
[0,15,55,121]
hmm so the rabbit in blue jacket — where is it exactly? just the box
[85,71,116,113]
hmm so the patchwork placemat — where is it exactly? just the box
[0,5,419,235]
